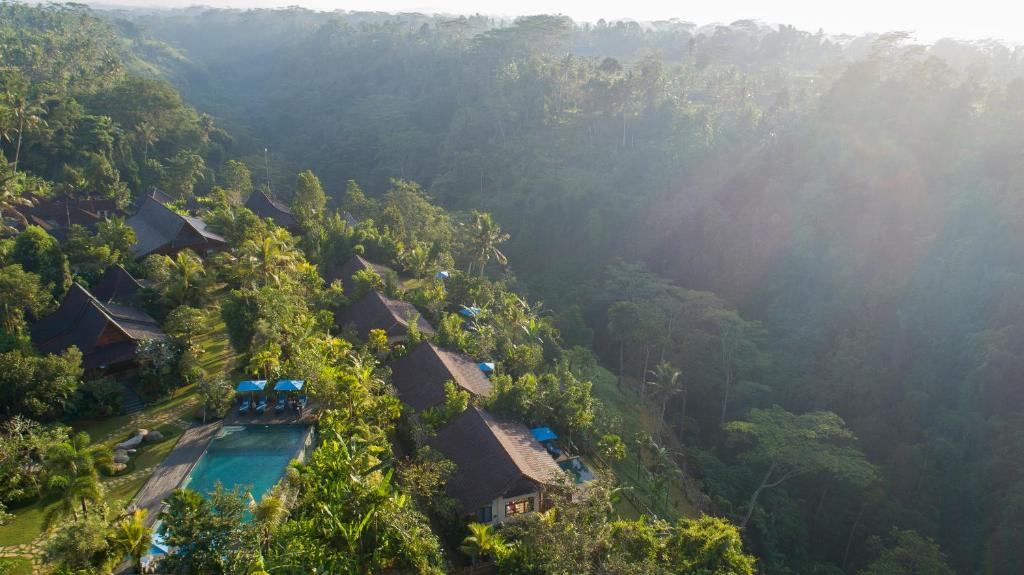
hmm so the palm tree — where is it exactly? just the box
[468,211,509,277]
[648,361,684,421]
[0,172,34,235]
[109,508,152,573]
[5,90,47,174]
[135,121,158,163]
[247,344,282,382]
[45,431,113,519]
[460,523,505,563]
[250,494,288,552]
[167,250,205,306]
[238,229,299,288]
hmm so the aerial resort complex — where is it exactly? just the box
[17,2,1011,573]
[0,148,613,573]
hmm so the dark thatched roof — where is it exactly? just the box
[30,283,166,369]
[428,407,564,513]
[19,195,119,233]
[245,190,299,231]
[91,265,144,303]
[126,196,225,259]
[391,342,493,411]
[336,290,435,340]
[326,255,395,296]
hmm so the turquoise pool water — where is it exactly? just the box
[183,425,310,501]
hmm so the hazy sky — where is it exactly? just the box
[92,0,1024,44]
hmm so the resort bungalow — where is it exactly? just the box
[245,190,300,233]
[428,407,565,525]
[390,341,493,412]
[326,254,396,297]
[126,196,226,260]
[18,194,121,240]
[336,290,436,343]
[90,265,146,304]
[30,282,167,372]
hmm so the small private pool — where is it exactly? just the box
[559,456,596,484]
[183,425,312,501]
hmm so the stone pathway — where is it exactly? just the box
[0,396,201,573]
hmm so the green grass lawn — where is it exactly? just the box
[0,557,33,575]
[195,310,236,376]
[586,364,700,520]
[0,495,60,547]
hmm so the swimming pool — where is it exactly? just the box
[558,456,596,484]
[183,425,312,501]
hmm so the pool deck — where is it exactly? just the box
[129,422,221,527]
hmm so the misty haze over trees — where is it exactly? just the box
[4,2,1024,573]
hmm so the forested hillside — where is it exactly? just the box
[5,2,1024,573]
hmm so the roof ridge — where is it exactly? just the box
[62,283,129,349]
[476,408,557,485]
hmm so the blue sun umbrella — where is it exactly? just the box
[478,362,495,374]
[273,380,305,392]
[436,270,450,279]
[460,306,482,318]
[236,380,267,392]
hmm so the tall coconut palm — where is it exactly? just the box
[134,121,158,163]
[5,90,48,174]
[467,211,509,277]
[108,508,152,573]
[648,361,684,421]
[45,431,113,519]
[460,522,505,563]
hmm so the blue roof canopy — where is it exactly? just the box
[460,306,482,317]
[273,379,305,392]
[436,270,450,279]
[531,427,558,443]
[478,362,495,373]
[236,380,267,392]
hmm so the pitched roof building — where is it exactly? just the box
[326,254,395,297]
[126,196,225,259]
[90,265,146,304]
[30,283,166,372]
[390,342,493,411]
[245,190,300,232]
[336,290,435,342]
[428,407,565,523]
[18,195,121,241]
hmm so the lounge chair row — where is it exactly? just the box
[238,394,307,415]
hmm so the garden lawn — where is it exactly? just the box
[0,557,33,575]
[196,309,236,376]
[0,495,60,546]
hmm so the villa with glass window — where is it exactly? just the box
[428,406,564,524]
